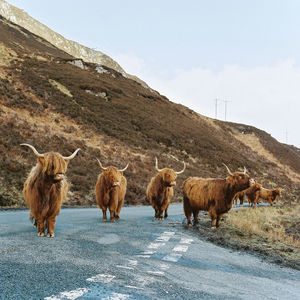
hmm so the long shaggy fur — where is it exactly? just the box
[23,152,69,237]
[146,168,178,220]
[95,167,127,222]
[233,183,262,207]
[257,187,281,206]
[182,172,251,228]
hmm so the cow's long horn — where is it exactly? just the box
[155,157,163,172]
[223,163,233,176]
[63,148,80,161]
[243,166,247,174]
[21,143,44,158]
[96,158,108,170]
[118,163,129,172]
[175,161,186,175]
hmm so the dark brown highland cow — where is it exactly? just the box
[256,187,281,207]
[21,143,80,237]
[95,159,128,222]
[146,157,186,220]
[182,164,251,228]
[233,182,261,207]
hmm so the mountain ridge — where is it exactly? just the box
[0,0,151,88]
[0,13,299,208]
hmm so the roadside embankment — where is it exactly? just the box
[194,204,300,270]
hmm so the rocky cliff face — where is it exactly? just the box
[0,0,149,87]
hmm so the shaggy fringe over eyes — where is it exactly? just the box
[41,152,67,175]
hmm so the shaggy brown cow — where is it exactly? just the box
[182,164,251,228]
[233,182,262,208]
[146,157,186,220]
[21,143,80,237]
[95,159,128,222]
[256,187,281,206]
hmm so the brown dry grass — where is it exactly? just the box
[226,205,300,250]
[234,132,300,183]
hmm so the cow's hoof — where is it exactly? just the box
[154,217,158,220]
[47,233,55,238]
[188,223,192,227]
[102,218,107,222]
[115,215,120,220]
[37,232,44,237]
[159,217,163,220]
[110,219,115,223]
[211,226,217,230]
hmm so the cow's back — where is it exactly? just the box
[183,177,226,210]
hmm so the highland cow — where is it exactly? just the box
[233,182,262,208]
[95,159,128,222]
[182,164,251,228]
[256,187,281,206]
[21,143,80,237]
[146,157,186,220]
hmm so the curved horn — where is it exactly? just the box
[96,158,108,170]
[223,163,233,176]
[155,157,163,172]
[175,161,186,175]
[118,163,129,172]
[63,148,80,161]
[243,166,247,174]
[20,143,44,158]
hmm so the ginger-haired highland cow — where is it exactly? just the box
[21,143,80,237]
[182,164,252,228]
[95,159,128,222]
[146,157,186,220]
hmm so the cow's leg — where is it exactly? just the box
[209,208,217,229]
[183,196,192,226]
[193,209,199,225]
[154,209,159,220]
[158,207,164,220]
[46,216,56,238]
[164,205,169,219]
[115,198,124,220]
[216,214,223,228]
[102,209,107,222]
[36,215,45,237]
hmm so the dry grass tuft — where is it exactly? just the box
[226,205,300,249]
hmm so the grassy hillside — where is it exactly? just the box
[0,15,299,208]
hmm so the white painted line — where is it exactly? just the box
[163,231,175,236]
[116,265,134,270]
[125,285,144,290]
[102,292,130,300]
[148,242,165,249]
[136,254,151,258]
[173,245,189,252]
[127,259,137,266]
[162,253,182,262]
[155,235,171,242]
[159,263,170,271]
[142,250,156,255]
[146,271,165,276]
[180,238,193,244]
[45,288,89,300]
[86,274,115,283]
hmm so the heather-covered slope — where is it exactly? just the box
[0,15,299,208]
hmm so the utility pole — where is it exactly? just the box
[214,98,219,119]
[223,100,229,121]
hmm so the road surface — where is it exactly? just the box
[0,204,299,299]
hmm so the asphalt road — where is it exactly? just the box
[0,204,299,300]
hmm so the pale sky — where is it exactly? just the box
[6,0,300,147]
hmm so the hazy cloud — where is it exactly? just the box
[116,54,300,147]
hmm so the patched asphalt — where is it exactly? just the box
[0,204,299,299]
